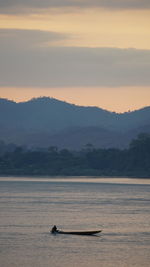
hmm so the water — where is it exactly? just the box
[0,177,150,267]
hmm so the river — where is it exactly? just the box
[0,177,150,267]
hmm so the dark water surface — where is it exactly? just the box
[0,177,150,267]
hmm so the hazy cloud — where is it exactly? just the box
[0,0,150,14]
[0,29,68,49]
[0,29,150,88]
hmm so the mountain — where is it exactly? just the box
[0,97,150,149]
[18,126,125,150]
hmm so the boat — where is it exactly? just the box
[51,225,102,235]
[55,230,102,235]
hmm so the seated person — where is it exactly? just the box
[51,225,57,233]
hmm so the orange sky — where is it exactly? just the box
[1,86,150,113]
[0,3,150,112]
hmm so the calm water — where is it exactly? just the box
[0,177,150,267]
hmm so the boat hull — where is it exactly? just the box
[54,230,102,235]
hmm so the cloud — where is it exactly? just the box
[0,29,68,49]
[0,0,150,14]
[0,29,150,88]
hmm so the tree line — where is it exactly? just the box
[0,134,150,177]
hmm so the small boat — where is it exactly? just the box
[55,230,102,235]
[51,225,102,235]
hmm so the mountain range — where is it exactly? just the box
[0,97,150,150]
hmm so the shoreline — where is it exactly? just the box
[0,176,150,185]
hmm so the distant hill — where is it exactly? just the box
[0,97,150,149]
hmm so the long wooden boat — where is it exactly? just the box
[53,229,102,235]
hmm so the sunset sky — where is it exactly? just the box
[0,0,150,112]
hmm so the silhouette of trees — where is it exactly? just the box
[0,134,149,177]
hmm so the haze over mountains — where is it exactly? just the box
[0,97,150,150]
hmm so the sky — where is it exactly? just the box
[0,0,150,112]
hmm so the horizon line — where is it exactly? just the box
[0,96,149,114]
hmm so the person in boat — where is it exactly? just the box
[51,225,57,233]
